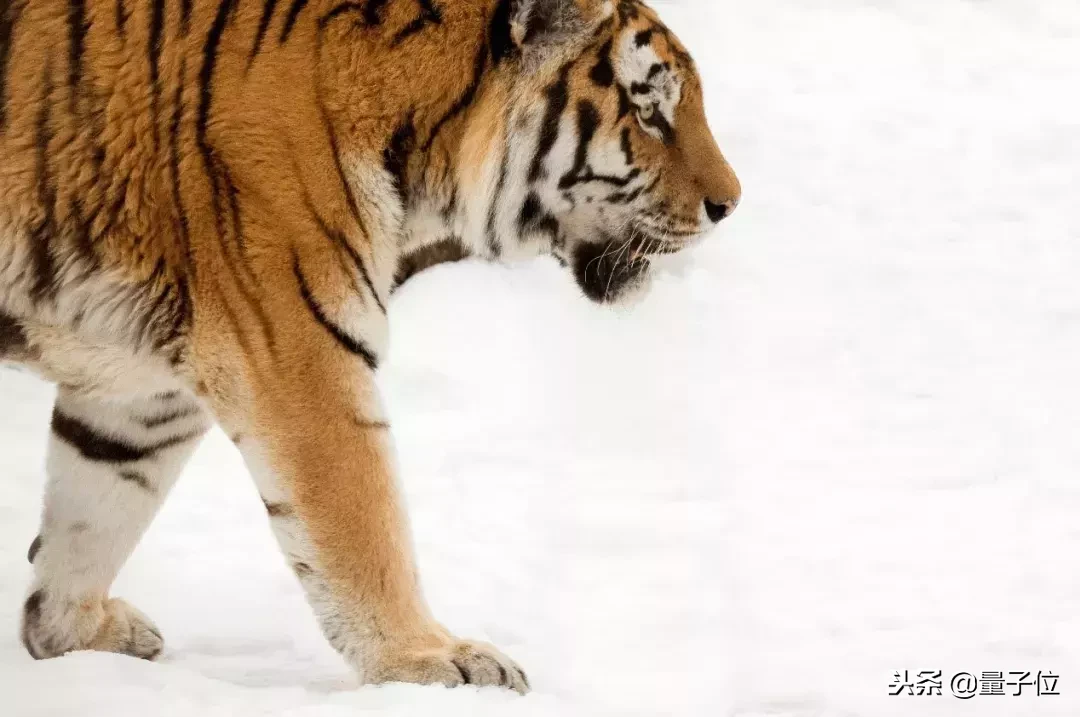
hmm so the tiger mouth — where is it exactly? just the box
[570,228,688,305]
[572,235,650,304]
[624,231,686,260]
[634,241,682,257]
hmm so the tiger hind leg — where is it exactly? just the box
[21,387,210,660]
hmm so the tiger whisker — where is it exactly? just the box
[585,228,634,277]
[604,228,639,300]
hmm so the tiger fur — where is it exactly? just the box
[0,0,740,692]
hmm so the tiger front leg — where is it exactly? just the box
[201,247,528,694]
[23,388,210,661]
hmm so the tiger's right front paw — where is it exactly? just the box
[370,637,530,694]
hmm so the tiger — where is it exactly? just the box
[0,0,739,693]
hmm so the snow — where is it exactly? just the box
[3,1,1079,715]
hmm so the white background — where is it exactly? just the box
[2,1,1079,715]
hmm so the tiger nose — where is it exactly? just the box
[704,198,738,224]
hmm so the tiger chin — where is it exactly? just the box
[0,0,738,694]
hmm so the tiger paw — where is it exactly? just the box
[370,637,529,694]
[22,591,164,661]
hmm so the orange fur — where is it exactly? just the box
[2,0,738,692]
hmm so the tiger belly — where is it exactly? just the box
[0,312,186,401]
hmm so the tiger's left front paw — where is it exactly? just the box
[21,591,164,661]
[370,636,530,694]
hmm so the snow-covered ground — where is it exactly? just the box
[3,1,1079,715]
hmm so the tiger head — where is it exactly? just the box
[457,0,741,305]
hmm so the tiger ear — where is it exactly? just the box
[509,0,587,48]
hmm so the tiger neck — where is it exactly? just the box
[397,66,564,273]
[343,1,577,284]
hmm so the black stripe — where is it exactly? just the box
[416,0,442,22]
[293,254,379,370]
[522,0,552,44]
[558,101,643,190]
[318,109,386,313]
[607,185,643,205]
[142,283,176,350]
[561,167,641,191]
[139,404,200,429]
[590,41,615,87]
[181,0,192,34]
[169,58,193,285]
[149,0,165,149]
[441,189,457,221]
[0,0,26,131]
[197,0,237,171]
[528,62,571,183]
[620,127,634,165]
[518,192,559,239]
[30,60,58,305]
[302,193,387,315]
[616,84,632,120]
[485,154,507,257]
[115,0,128,36]
[139,258,177,349]
[562,100,599,186]
[250,0,281,65]
[52,409,203,463]
[213,275,259,357]
[0,310,26,356]
[643,107,675,145]
[67,0,87,111]
[392,0,442,46]
[52,409,147,461]
[634,29,653,47]
[320,110,365,230]
[220,162,248,266]
[118,471,152,489]
[363,0,390,26]
[394,237,467,288]
[318,1,363,31]
[278,0,311,43]
[421,39,488,152]
[390,17,428,46]
[617,0,639,23]
[263,500,293,517]
[207,157,233,252]
[168,59,194,347]
[488,0,513,64]
[199,0,279,353]
[537,216,560,242]
[63,192,93,266]
[383,114,416,205]
[27,535,42,564]
[94,175,129,241]
[519,193,541,232]
[590,15,614,40]
[215,161,280,351]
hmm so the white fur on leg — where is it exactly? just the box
[22,388,209,660]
